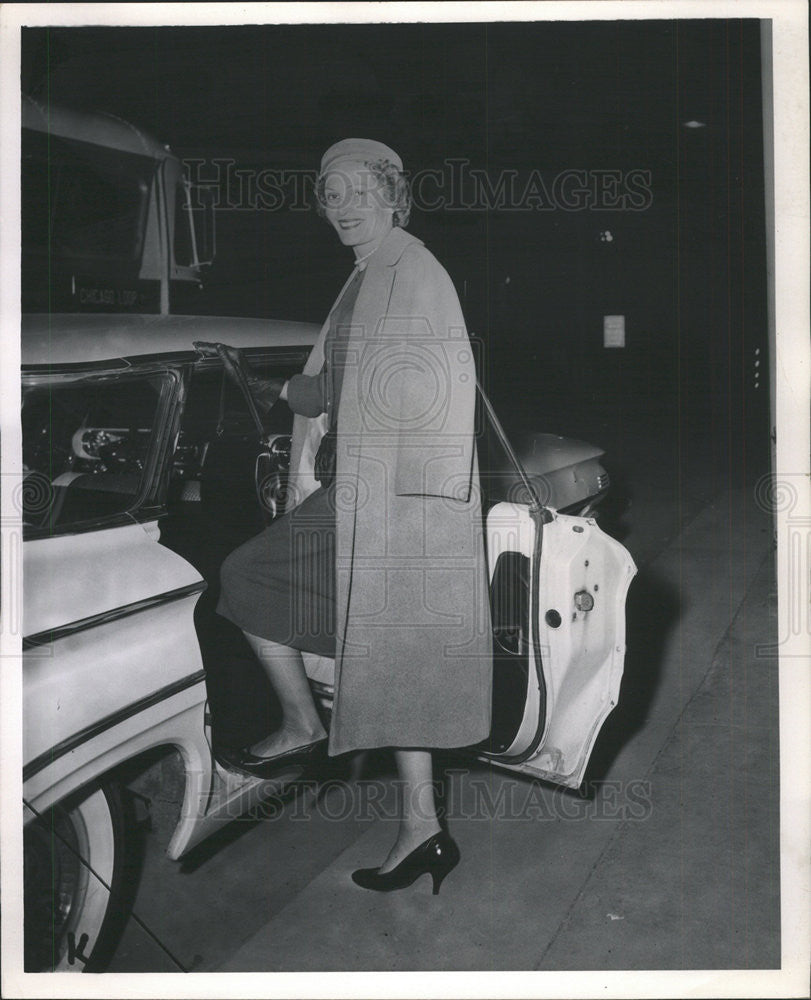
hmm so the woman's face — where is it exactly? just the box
[322,162,394,256]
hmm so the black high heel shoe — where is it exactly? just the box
[214,738,327,780]
[351,831,460,895]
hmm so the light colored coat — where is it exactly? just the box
[289,227,492,755]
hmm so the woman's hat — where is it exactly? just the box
[320,138,403,174]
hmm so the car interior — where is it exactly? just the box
[21,372,173,531]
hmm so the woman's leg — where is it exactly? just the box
[377,749,442,873]
[242,632,327,757]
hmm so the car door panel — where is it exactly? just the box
[24,521,203,638]
[483,503,636,788]
[23,521,206,775]
[302,501,635,791]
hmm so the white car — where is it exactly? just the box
[19,97,636,971]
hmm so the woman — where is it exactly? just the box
[197,138,492,894]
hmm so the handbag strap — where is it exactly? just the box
[476,380,548,518]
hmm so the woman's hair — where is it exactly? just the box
[315,158,411,228]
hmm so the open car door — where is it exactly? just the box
[471,385,637,789]
[478,501,636,788]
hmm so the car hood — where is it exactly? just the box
[21,312,320,367]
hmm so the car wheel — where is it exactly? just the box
[24,782,134,972]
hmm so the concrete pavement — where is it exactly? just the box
[215,485,777,971]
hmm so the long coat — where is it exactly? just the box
[289,227,492,755]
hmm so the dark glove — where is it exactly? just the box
[314,428,337,488]
[193,341,285,413]
[245,374,286,413]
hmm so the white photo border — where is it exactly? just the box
[1,3,808,998]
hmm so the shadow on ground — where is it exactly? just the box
[584,565,681,784]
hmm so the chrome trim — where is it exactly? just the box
[23,669,207,783]
[22,360,181,383]
[22,349,312,380]
[23,507,166,543]
[23,580,207,650]
[309,680,334,699]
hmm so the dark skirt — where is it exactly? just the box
[216,486,336,658]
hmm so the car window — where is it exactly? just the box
[21,371,175,536]
[178,354,306,439]
[22,129,161,314]
[22,130,154,264]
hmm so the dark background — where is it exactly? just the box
[22,19,769,469]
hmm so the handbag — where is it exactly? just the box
[314,428,337,488]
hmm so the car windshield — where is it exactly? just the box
[21,371,173,535]
[22,130,154,263]
[22,129,158,313]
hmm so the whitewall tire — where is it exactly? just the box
[24,782,133,972]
